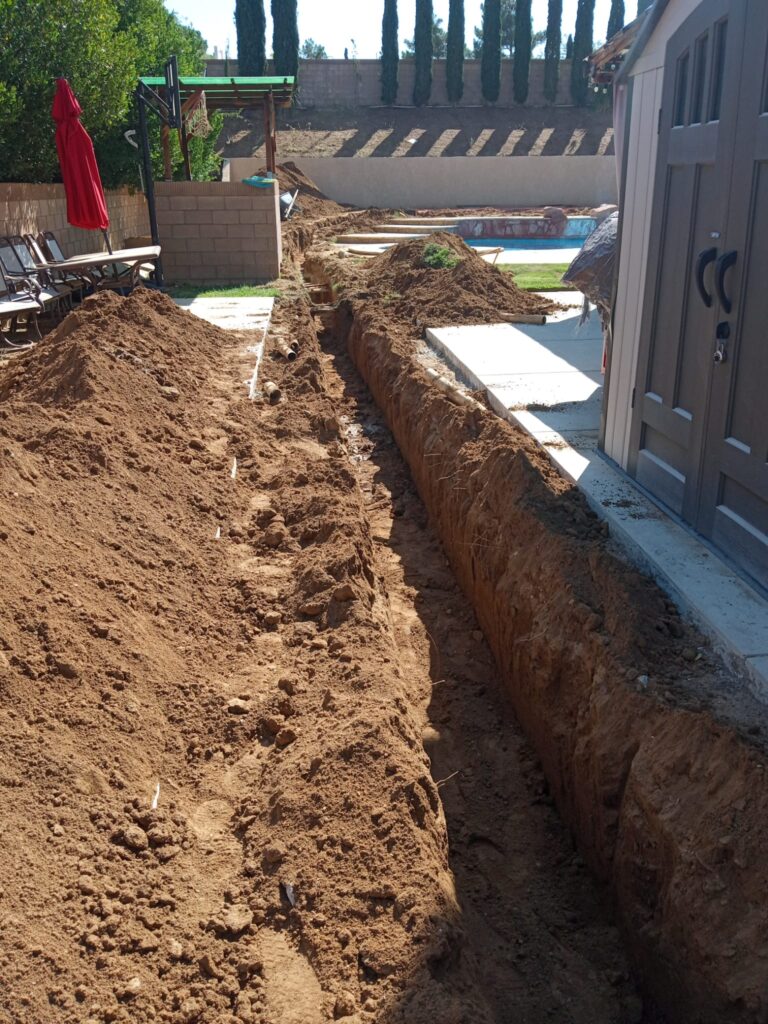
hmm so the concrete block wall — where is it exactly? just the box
[154,181,281,284]
[0,185,149,256]
[206,58,574,108]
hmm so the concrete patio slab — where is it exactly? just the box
[426,306,768,701]
[174,296,274,335]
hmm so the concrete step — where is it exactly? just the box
[393,217,459,225]
[335,232,430,244]
[376,224,459,234]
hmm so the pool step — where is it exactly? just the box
[335,232,434,244]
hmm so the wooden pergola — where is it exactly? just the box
[138,74,296,179]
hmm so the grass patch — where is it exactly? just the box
[168,283,282,299]
[499,263,575,291]
[423,242,460,270]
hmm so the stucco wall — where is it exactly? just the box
[154,181,281,284]
[224,156,618,209]
[0,185,149,256]
[206,58,574,108]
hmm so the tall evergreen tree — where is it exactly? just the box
[235,0,266,75]
[412,0,433,106]
[513,0,532,103]
[570,0,594,105]
[637,0,652,12]
[446,0,465,103]
[271,0,299,79]
[381,0,399,104]
[607,0,625,39]
[543,0,562,103]
[481,0,501,103]
[565,33,574,58]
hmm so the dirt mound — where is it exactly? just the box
[263,161,350,221]
[365,232,558,331]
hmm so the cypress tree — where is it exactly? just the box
[637,0,652,12]
[271,0,299,79]
[381,0,399,105]
[570,0,594,106]
[413,0,434,106]
[446,0,465,103]
[543,0,562,103]
[565,33,574,58]
[235,0,267,75]
[606,0,625,39]
[513,0,532,104]
[481,0,501,103]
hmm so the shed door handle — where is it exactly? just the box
[715,250,738,314]
[695,247,718,307]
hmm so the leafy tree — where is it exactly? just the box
[271,0,299,78]
[381,0,399,104]
[0,0,222,186]
[481,0,501,102]
[513,0,532,103]
[543,0,562,102]
[606,0,625,39]
[403,13,446,59]
[0,0,136,183]
[412,0,433,106]
[235,0,266,75]
[565,33,574,58]
[299,38,327,59]
[446,0,465,103]
[570,0,594,105]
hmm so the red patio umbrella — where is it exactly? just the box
[52,78,112,251]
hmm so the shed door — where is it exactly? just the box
[694,0,768,587]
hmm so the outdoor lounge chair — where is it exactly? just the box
[0,265,42,349]
[23,233,89,301]
[0,237,71,320]
[38,231,144,292]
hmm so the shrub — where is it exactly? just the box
[423,243,460,269]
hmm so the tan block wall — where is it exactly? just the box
[154,181,281,284]
[206,58,574,108]
[0,184,149,255]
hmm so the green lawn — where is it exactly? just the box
[168,283,282,299]
[499,263,575,291]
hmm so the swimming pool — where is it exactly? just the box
[467,237,589,251]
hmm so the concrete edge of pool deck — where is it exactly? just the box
[425,304,768,702]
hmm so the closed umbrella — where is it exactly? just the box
[52,78,112,252]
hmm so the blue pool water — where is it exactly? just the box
[466,236,589,251]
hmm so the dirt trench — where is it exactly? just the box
[301,254,768,1024]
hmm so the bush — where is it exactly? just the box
[423,243,460,269]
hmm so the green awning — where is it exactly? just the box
[138,75,295,109]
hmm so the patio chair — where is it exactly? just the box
[23,233,89,301]
[0,237,71,320]
[38,231,141,293]
[0,264,42,350]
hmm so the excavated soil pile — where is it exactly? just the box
[364,232,557,332]
[268,161,352,222]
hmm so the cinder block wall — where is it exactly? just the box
[154,181,281,284]
[0,185,149,255]
[205,58,574,108]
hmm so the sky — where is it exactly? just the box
[164,0,645,62]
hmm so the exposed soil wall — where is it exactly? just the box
[318,286,768,1024]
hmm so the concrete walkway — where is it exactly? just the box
[174,296,274,335]
[427,300,768,701]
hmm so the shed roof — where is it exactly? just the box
[139,75,295,109]
[614,0,674,84]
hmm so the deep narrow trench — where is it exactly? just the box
[310,301,657,1024]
